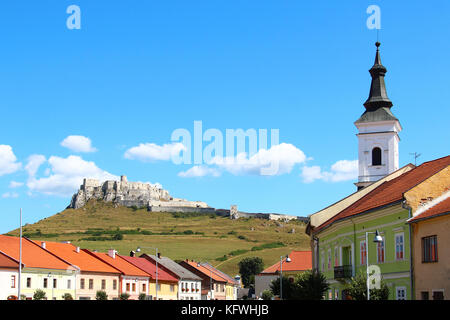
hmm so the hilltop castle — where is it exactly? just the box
[68,175,212,213]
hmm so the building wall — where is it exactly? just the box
[76,272,120,300]
[19,268,77,300]
[120,276,149,300]
[404,166,450,213]
[315,204,412,300]
[410,214,450,300]
[0,269,19,300]
[148,281,178,300]
[179,280,202,300]
[255,274,278,298]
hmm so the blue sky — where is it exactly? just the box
[1,1,449,233]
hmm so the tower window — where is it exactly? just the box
[372,147,382,165]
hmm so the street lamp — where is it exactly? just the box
[18,208,23,300]
[280,255,291,300]
[365,230,383,300]
[136,246,158,300]
[197,262,214,300]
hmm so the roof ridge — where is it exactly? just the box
[25,237,77,270]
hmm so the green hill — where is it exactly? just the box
[6,200,310,276]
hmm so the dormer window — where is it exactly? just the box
[372,147,382,166]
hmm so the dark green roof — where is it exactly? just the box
[355,107,398,124]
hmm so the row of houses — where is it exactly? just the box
[306,156,450,300]
[0,235,239,300]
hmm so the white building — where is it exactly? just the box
[0,251,20,300]
[144,254,202,300]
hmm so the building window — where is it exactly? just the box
[113,280,117,290]
[372,147,382,166]
[421,291,429,300]
[321,251,325,271]
[89,279,94,290]
[80,278,85,289]
[395,233,404,260]
[376,238,385,263]
[67,279,71,289]
[432,291,444,300]
[360,240,367,265]
[396,287,406,300]
[170,284,174,292]
[53,279,57,289]
[334,247,339,267]
[126,283,130,292]
[142,283,146,292]
[157,284,161,292]
[328,290,332,300]
[132,283,136,292]
[101,279,106,290]
[334,289,339,300]
[27,277,31,288]
[11,275,16,288]
[422,235,438,262]
[327,249,331,270]
[43,278,48,288]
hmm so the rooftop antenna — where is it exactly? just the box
[410,152,421,166]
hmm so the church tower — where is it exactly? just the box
[355,42,401,190]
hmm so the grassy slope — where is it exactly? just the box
[6,200,310,276]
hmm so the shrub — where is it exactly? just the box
[33,289,47,300]
[237,235,247,240]
[96,290,108,300]
[183,230,194,235]
[62,293,73,300]
[119,293,130,300]
[138,293,147,300]
[261,290,274,300]
[345,271,389,300]
[113,233,123,240]
[294,270,329,300]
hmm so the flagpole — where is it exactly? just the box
[18,208,22,299]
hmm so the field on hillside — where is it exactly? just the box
[6,200,310,276]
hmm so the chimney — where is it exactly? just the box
[75,247,80,253]
[157,252,161,259]
[130,251,135,257]
[108,249,116,259]
[41,242,46,249]
[121,175,127,183]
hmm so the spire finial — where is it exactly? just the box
[375,41,380,48]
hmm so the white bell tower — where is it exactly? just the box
[355,42,402,190]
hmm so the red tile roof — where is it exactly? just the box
[408,195,450,223]
[260,251,312,274]
[119,255,178,282]
[316,155,450,232]
[32,241,121,274]
[183,260,228,283]
[201,263,238,285]
[83,250,149,277]
[0,251,20,269]
[0,235,72,270]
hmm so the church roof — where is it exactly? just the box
[356,42,398,124]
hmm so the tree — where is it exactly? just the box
[33,289,47,300]
[261,290,274,300]
[96,290,108,300]
[119,293,130,300]
[346,271,389,300]
[294,270,329,300]
[238,257,264,288]
[62,293,73,300]
[269,276,296,300]
[113,233,123,240]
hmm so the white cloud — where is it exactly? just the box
[0,145,21,176]
[301,159,358,183]
[60,135,97,153]
[27,155,118,196]
[211,143,307,176]
[2,192,19,199]
[178,165,221,178]
[178,143,307,177]
[124,142,186,162]
[9,181,24,188]
[25,154,46,177]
